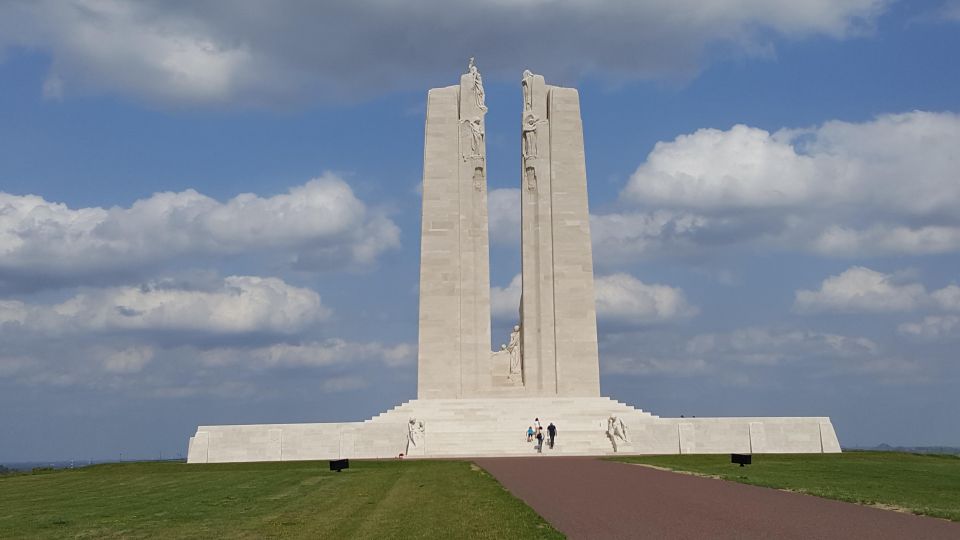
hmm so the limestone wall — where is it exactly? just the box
[187,398,841,463]
[520,78,601,397]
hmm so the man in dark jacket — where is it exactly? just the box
[547,422,557,449]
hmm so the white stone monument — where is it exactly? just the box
[186,62,841,463]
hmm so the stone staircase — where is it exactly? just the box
[365,397,657,457]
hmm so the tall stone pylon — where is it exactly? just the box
[417,59,492,399]
[519,71,601,397]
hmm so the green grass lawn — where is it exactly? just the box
[614,451,960,521]
[0,460,562,539]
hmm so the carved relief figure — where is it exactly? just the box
[525,166,537,192]
[467,57,488,112]
[522,113,546,160]
[606,415,629,452]
[472,166,484,192]
[406,417,426,455]
[521,69,534,112]
[461,116,484,158]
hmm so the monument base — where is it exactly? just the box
[186,397,840,463]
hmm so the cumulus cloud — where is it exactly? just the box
[595,274,698,323]
[0,275,327,337]
[793,267,960,314]
[490,274,522,318]
[488,188,520,248]
[0,175,399,292]
[491,272,696,324]
[0,0,887,105]
[898,315,960,341]
[616,111,960,258]
[0,336,415,398]
[794,267,930,313]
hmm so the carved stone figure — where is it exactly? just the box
[522,113,545,159]
[606,415,629,452]
[472,166,484,192]
[507,325,522,377]
[461,116,484,158]
[467,57,488,112]
[525,166,537,192]
[406,417,426,455]
[521,69,534,112]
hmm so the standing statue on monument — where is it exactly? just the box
[521,69,534,112]
[461,116,484,159]
[467,57,488,112]
[507,324,522,379]
[522,113,546,160]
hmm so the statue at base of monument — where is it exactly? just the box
[606,415,629,452]
[406,417,426,455]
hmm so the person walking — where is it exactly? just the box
[547,422,557,449]
[535,428,544,454]
[526,426,534,442]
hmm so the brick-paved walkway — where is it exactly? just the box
[476,457,960,539]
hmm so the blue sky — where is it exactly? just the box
[1,0,959,462]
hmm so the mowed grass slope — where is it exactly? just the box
[615,451,960,521]
[0,460,562,539]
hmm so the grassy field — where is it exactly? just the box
[614,451,960,521]
[0,460,562,539]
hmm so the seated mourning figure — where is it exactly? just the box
[606,415,629,452]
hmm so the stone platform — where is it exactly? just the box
[186,397,840,463]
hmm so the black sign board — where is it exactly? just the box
[731,454,752,466]
[329,459,349,472]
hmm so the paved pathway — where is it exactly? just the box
[475,457,960,539]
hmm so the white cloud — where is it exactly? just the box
[811,225,960,256]
[0,0,888,105]
[686,327,880,362]
[794,267,929,313]
[589,211,712,262]
[595,274,698,323]
[794,267,960,314]
[604,355,709,377]
[490,273,522,318]
[234,339,416,369]
[492,272,696,324]
[625,112,960,214]
[488,188,520,248]
[0,175,399,291]
[617,111,960,257]
[601,326,907,381]
[0,276,327,336]
[898,315,960,341]
[932,285,960,311]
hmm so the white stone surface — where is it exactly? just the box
[186,67,842,463]
[187,397,840,462]
[519,74,600,397]
[417,62,493,399]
